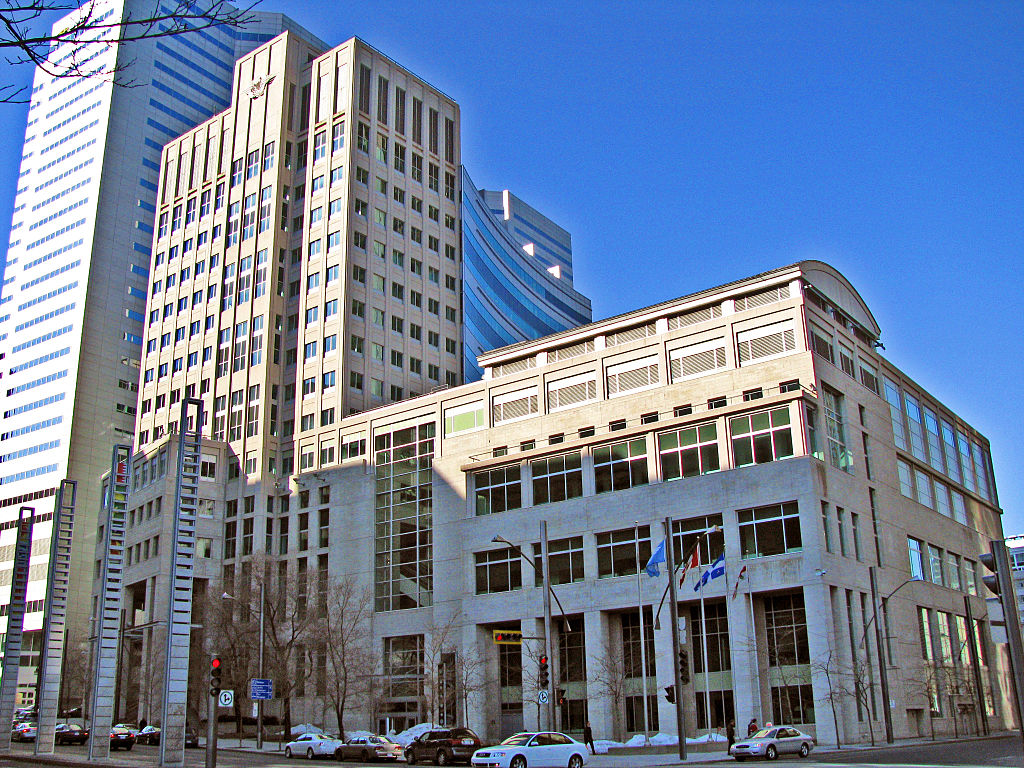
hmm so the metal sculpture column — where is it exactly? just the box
[159,399,202,767]
[0,507,36,752]
[88,446,131,761]
[35,480,76,754]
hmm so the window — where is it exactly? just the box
[659,423,719,479]
[313,130,326,161]
[907,537,926,579]
[928,544,944,585]
[531,451,583,504]
[475,549,521,594]
[739,502,802,558]
[593,438,648,494]
[808,323,834,363]
[897,459,914,498]
[597,525,651,578]
[822,387,851,471]
[765,592,810,665]
[532,536,585,586]
[474,466,521,515]
[730,407,793,466]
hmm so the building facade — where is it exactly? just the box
[112,259,1009,744]
[0,0,317,707]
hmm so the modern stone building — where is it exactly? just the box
[0,0,317,708]
[113,258,1010,744]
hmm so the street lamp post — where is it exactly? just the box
[492,525,571,732]
[222,586,265,751]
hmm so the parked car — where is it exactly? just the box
[138,725,161,745]
[334,734,403,762]
[729,726,815,761]
[109,726,136,751]
[114,722,140,736]
[284,732,344,759]
[55,723,89,745]
[11,721,37,742]
[406,728,483,766]
[470,732,587,768]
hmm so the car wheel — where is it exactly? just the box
[765,745,777,760]
[798,743,810,758]
[126,744,134,751]
[361,750,370,762]
[734,758,746,762]
[286,746,293,758]
[510,756,527,768]
[569,754,584,768]
[435,749,449,765]
[307,747,316,759]
[406,750,416,765]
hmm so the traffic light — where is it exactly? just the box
[557,689,566,707]
[492,629,524,645]
[538,655,549,689]
[210,656,223,697]
[979,551,1001,595]
[664,685,675,704]
[678,647,690,685]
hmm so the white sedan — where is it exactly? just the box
[284,732,344,759]
[472,732,587,768]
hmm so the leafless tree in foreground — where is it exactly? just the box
[0,0,259,102]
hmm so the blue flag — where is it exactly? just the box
[693,553,726,591]
[645,539,666,578]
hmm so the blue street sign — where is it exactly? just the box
[250,678,273,700]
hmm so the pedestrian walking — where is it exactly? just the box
[727,719,735,749]
[583,721,595,755]
[747,718,758,737]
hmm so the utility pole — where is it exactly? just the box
[540,520,555,732]
[663,517,686,760]
[868,567,893,743]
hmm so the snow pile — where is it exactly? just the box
[614,731,728,748]
[342,729,376,741]
[290,723,323,737]
[592,739,619,755]
[390,722,436,746]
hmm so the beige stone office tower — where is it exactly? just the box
[120,255,1012,742]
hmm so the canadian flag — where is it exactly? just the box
[679,547,700,588]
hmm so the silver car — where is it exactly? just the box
[729,726,815,760]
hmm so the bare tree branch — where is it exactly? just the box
[0,0,261,103]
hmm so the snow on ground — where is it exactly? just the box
[615,731,728,748]
[390,722,436,746]
[342,730,376,741]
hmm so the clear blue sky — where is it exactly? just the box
[2,2,1021,531]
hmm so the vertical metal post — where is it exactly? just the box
[988,541,1024,750]
[963,595,989,735]
[0,507,36,752]
[868,567,893,743]
[160,399,203,767]
[540,520,554,732]
[663,518,686,760]
[257,582,265,751]
[205,684,217,768]
[634,522,651,745]
[35,480,76,755]
[88,445,131,761]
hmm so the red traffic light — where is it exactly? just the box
[539,655,548,665]
[211,657,221,669]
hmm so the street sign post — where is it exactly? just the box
[250,679,273,700]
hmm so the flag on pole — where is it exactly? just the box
[731,564,748,600]
[693,553,726,592]
[644,539,666,578]
[679,547,700,588]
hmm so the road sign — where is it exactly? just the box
[218,690,234,709]
[538,690,549,704]
[492,629,523,645]
[250,678,273,700]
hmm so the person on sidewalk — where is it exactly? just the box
[747,718,758,737]
[727,719,736,749]
[583,722,595,755]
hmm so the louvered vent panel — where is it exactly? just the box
[552,340,594,361]
[493,394,538,423]
[608,364,658,394]
[668,305,722,330]
[673,347,726,380]
[606,323,656,347]
[735,285,790,312]
[549,380,596,409]
[739,329,795,364]
[494,357,536,377]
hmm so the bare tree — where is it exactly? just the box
[315,575,375,738]
[588,638,628,742]
[422,614,460,726]
[810,648,844,749]
[0,0,260,103]
[453,643,490,729]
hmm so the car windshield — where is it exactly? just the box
[500,734,534,746]
[752,729,775,738]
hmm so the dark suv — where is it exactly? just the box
[405,728,482,765]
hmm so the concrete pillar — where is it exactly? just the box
[728,584,761,731]
[583,610,613,741]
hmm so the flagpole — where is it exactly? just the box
[635,521,651,746]
[748,565,762,723]
[699,568,712,741]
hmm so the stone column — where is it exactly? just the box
[584,610,614,741]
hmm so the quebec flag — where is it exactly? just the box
[693,553,726,591]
